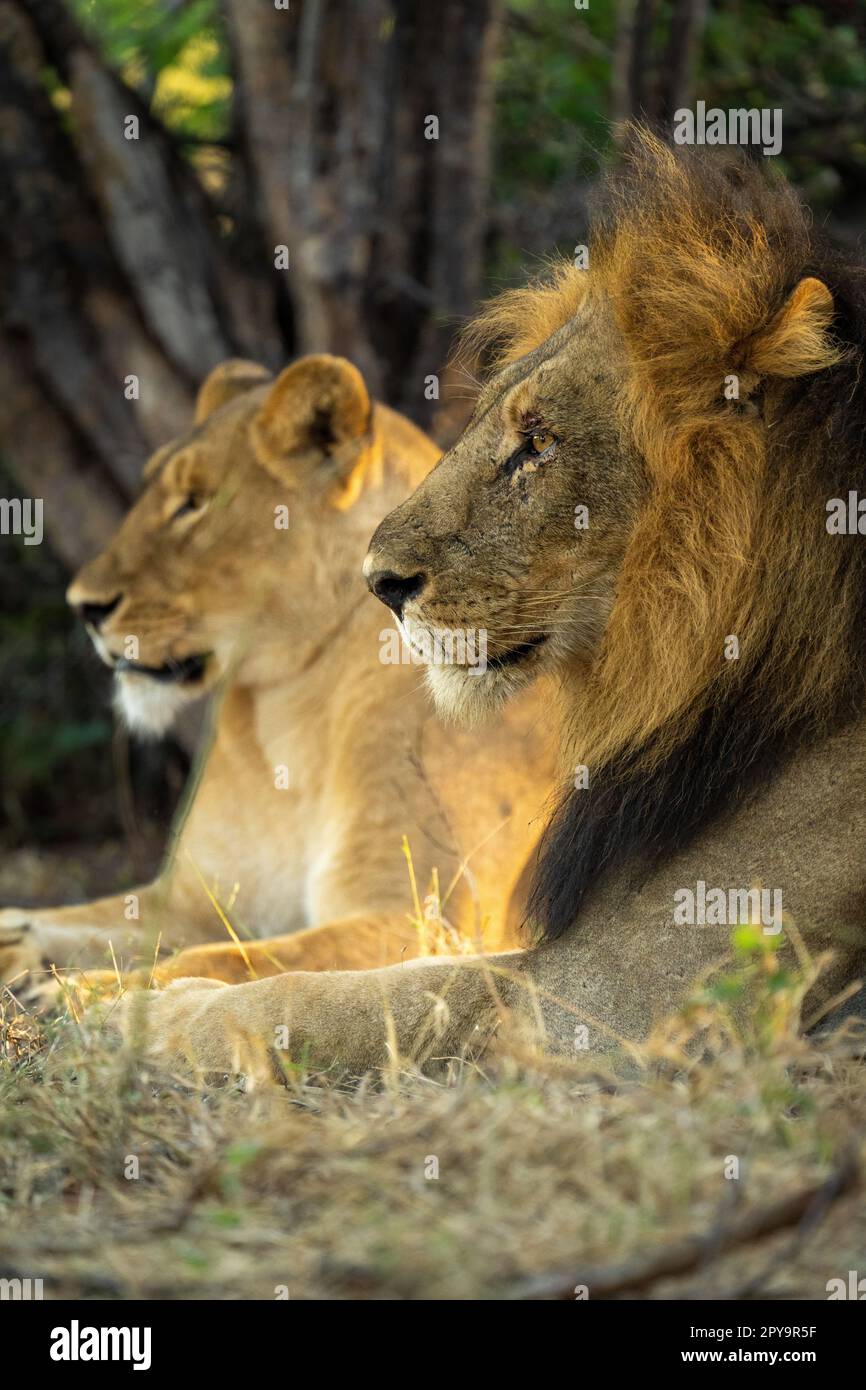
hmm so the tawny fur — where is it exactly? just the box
[62,133,866,1074]
[462,132,847,778]
[0,357,555,995]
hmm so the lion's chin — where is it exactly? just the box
[424,662,529,727]
[114,672,203,740]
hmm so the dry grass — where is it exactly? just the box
[1,939,865,1301]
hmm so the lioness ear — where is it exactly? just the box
[745,277,839,380]
[251,355,372,478]
[195,359,273,424]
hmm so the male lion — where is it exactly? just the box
[0,355,554,994]
[108,133,866,1072]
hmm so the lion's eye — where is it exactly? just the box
[531,431,556,454]
[502,427,558,479]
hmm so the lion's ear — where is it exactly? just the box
[194,360,273,424]
[251,355,372,478]
[745,277,839,380]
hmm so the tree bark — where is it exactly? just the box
[0,0,502,570]
[225,0,502,437]
[659,0,708,123]
[613,0,707,134]
[0,332,127,569]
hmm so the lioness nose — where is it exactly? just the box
[73,595,122,630]
[366,569,427,618]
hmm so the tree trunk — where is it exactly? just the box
[225,0,502,438]
[0,0,501,573]
[659,0,708,124]
[613,0,707,135]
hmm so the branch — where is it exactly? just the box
[510,1150,860,1300]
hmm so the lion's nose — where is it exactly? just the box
[73,595,123,630]
[366,569,427,618]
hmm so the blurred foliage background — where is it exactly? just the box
[2,0,866,887]
[66,0,866,265]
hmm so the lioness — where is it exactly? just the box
[0,355,554,993]
[110,132,866,1075]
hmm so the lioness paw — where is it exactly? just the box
[0,911,51,1000]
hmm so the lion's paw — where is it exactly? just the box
[109,977,229,1067]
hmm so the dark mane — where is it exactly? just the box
[526,133,866,940]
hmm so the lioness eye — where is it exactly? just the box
[171,494,203,521]
[531,431,556,454]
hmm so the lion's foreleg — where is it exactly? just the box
[111,950,530,1078]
